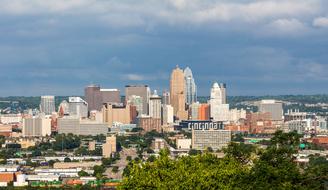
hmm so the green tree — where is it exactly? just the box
[224,142,256,165]
[188,149,201,156]
[147,155,156,162]
[93,165,105,179]
[232,133,245,142]
[78,170,89,177]
[102,158,113,167]
[112,166,119,173]
[120,149,248,189]
[64,157,71,162]
[301,156,328,189]
[31,149,42,157]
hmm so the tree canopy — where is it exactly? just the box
[120,131,328,190]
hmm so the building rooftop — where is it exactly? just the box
[100,89,119,92]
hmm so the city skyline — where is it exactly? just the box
[0,0,328,96]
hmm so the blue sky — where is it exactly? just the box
[0,0,328,96]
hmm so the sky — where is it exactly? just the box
[0,0,328,96]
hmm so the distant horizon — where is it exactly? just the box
[1,94,328,98]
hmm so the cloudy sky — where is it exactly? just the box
[0,0,328,96]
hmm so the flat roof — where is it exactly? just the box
[100,89,119,91]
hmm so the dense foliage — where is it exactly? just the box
[120,131,328,190]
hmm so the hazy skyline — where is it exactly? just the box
[0,0,328,96]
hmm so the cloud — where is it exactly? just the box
[0,0,328,95]
[313,17,328,27]
[125,74,146,81]
[263,18,308,35]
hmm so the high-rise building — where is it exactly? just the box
[85,85,121,112]
[125,85,150,115]
[40,96,55,115]
[210,82,230,121]
[190,102,200,120]
[127,95,143,116]
[102,103,133,127]
[162,104,174,124]
[162,91,170,105]
[219,83,227,104]
[68,97,88,118]
[170,66,188,120]
[137,115,161,132]
[100,89,121,105]
[22,117,51,137]
[149,90,162,119]
[85,85,102,111]
[58,100,69,116]
[184,67,197,105]
[199,104,210,121]
[257,100,283,121]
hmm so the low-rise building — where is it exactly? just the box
[176,139,191,150]
[153,138,166,152]
[103,135,116,158]
[137,116,161,132]
[58,117,108,136]
[192,129,231,151]
[22,117,51,137]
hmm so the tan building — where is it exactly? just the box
[170,66,188,120]
[138,116,161,132]
[149,92,162,119]
[88,141,96,151]
[102,135,117,158]
[22,117,51,137]
[102,103,133,127]
[53,161,101,169]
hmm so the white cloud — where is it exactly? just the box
[125,74,145,81]
[0,0,323,24]
[265,18,307,34]
[313,17,328,27]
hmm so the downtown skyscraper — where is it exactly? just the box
[40,96,55,115]
[184,67,197,105]
[170,66,188,120]
[210,82,229,121]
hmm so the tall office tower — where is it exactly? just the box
[184,67,197,105]
[210,82,230,121]
[68,97,88,118]
[149,90,162,119]
[58,100,69,116]
[257,100,283,121]
[125,85,150,115]
[85,85,121,112]
[170,66,188,120]
[162,104,174,124]
[199,104,210,121]
[127,95,143,116]
[100,89,121,104]
[190,102,200,120]
[219,83,227,104]
[162,91,170,105]
[210,82,223,105]
[85,85,102,111]
[40,96,55,115]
